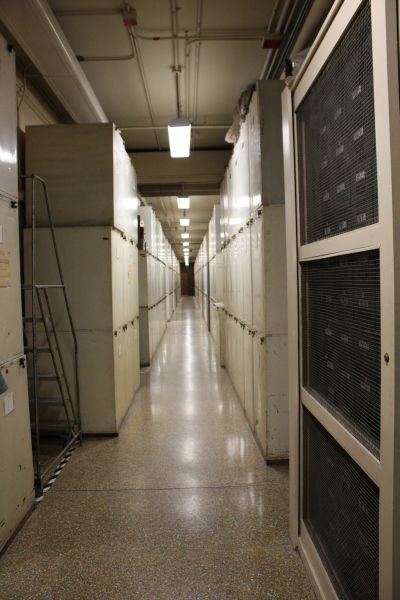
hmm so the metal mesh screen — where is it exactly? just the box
[297,1,377,245]
[302,250,380,455]
[303,410,379,600]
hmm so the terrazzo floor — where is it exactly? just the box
[0,297,315,599]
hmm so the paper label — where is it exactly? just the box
[4,392,14,416]
[0,249,11,288]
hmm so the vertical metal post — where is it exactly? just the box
[30,177,41,494]
[40,179,81,437]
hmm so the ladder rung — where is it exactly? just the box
[30,397,65,407]
[25,346,51,353]
[23,317,45,323]
[31,420,70,433]
[22,284,64,290]
[29,373,62,381]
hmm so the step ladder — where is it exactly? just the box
[21,174,81,496]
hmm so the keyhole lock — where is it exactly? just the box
[384,353,390,364]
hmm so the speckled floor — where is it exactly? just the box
[0,298,314,599]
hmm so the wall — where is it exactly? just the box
[16,72,60,132]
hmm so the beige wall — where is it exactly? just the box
[16,73,60,131]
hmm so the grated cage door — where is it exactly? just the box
[301,250,380,455]
[303,410,379,600]
[296,1,377,245]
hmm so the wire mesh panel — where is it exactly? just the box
[296,1,377,244]
[303,410,379,600]
[302,250,380,455]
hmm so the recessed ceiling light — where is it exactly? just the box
[168,118,191,158]
[180,218,190,227]
[177,196,190,209]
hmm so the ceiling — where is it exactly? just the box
[46,0,331,261]
[47,0,283,262]
[49,0,280,151]
[143,195,218,262]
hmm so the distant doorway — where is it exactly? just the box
[180,263,194,295]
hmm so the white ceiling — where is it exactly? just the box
[143,194,218,261]
[49,0,279,150]
[47,0,282,261]
[47,0,306,261]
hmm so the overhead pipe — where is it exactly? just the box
[129,31,162,150]
[259,0,291,79]
[76,32,135,62]
[267,0,314,80]
[170,0,182,118]
[71,4,135,62]
[0,0,107,123]
[55,6,264,45]
[119,124,230,131]
[192,0,203,126]
[60,4,161,148]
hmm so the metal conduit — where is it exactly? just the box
[128,29,162,150]
[118,124,230,131]
[267,0,314,79]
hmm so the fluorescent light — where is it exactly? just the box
[177,196,190,209]
[182,241,189,247]
[168,118,191,158]
[185,260,189,266]
[181,232,189,239]
[180,218,190,226]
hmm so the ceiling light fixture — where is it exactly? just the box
[180,218,190,227]
[168,118,191,158]
[181,232,189,239]
[177,196,190,209]
[182,241,189,247]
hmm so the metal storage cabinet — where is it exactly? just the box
[208,206,225,365]
[216,78,287,462]
[0,357,35,552]
[247,80,285,213]
[25,124,139,240]
[0,34,34,553]
[24,228,138,330]
[138,206,178,366]
[251,206,288,459]
[283,1,400,598]
[24,227,140,434]
[0,37,17,202]
[0,37,24,364]
[0,195,24,364]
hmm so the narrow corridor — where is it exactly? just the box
[0,299,313,599]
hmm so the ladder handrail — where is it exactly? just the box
[21,174,81,432]
[21,174,81,494]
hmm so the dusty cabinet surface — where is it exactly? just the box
[0,357,35,552]
[25,124,139,240]
[0,197,24,363]
[0,37,17,201]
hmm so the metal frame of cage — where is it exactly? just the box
[282,0,400,598]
